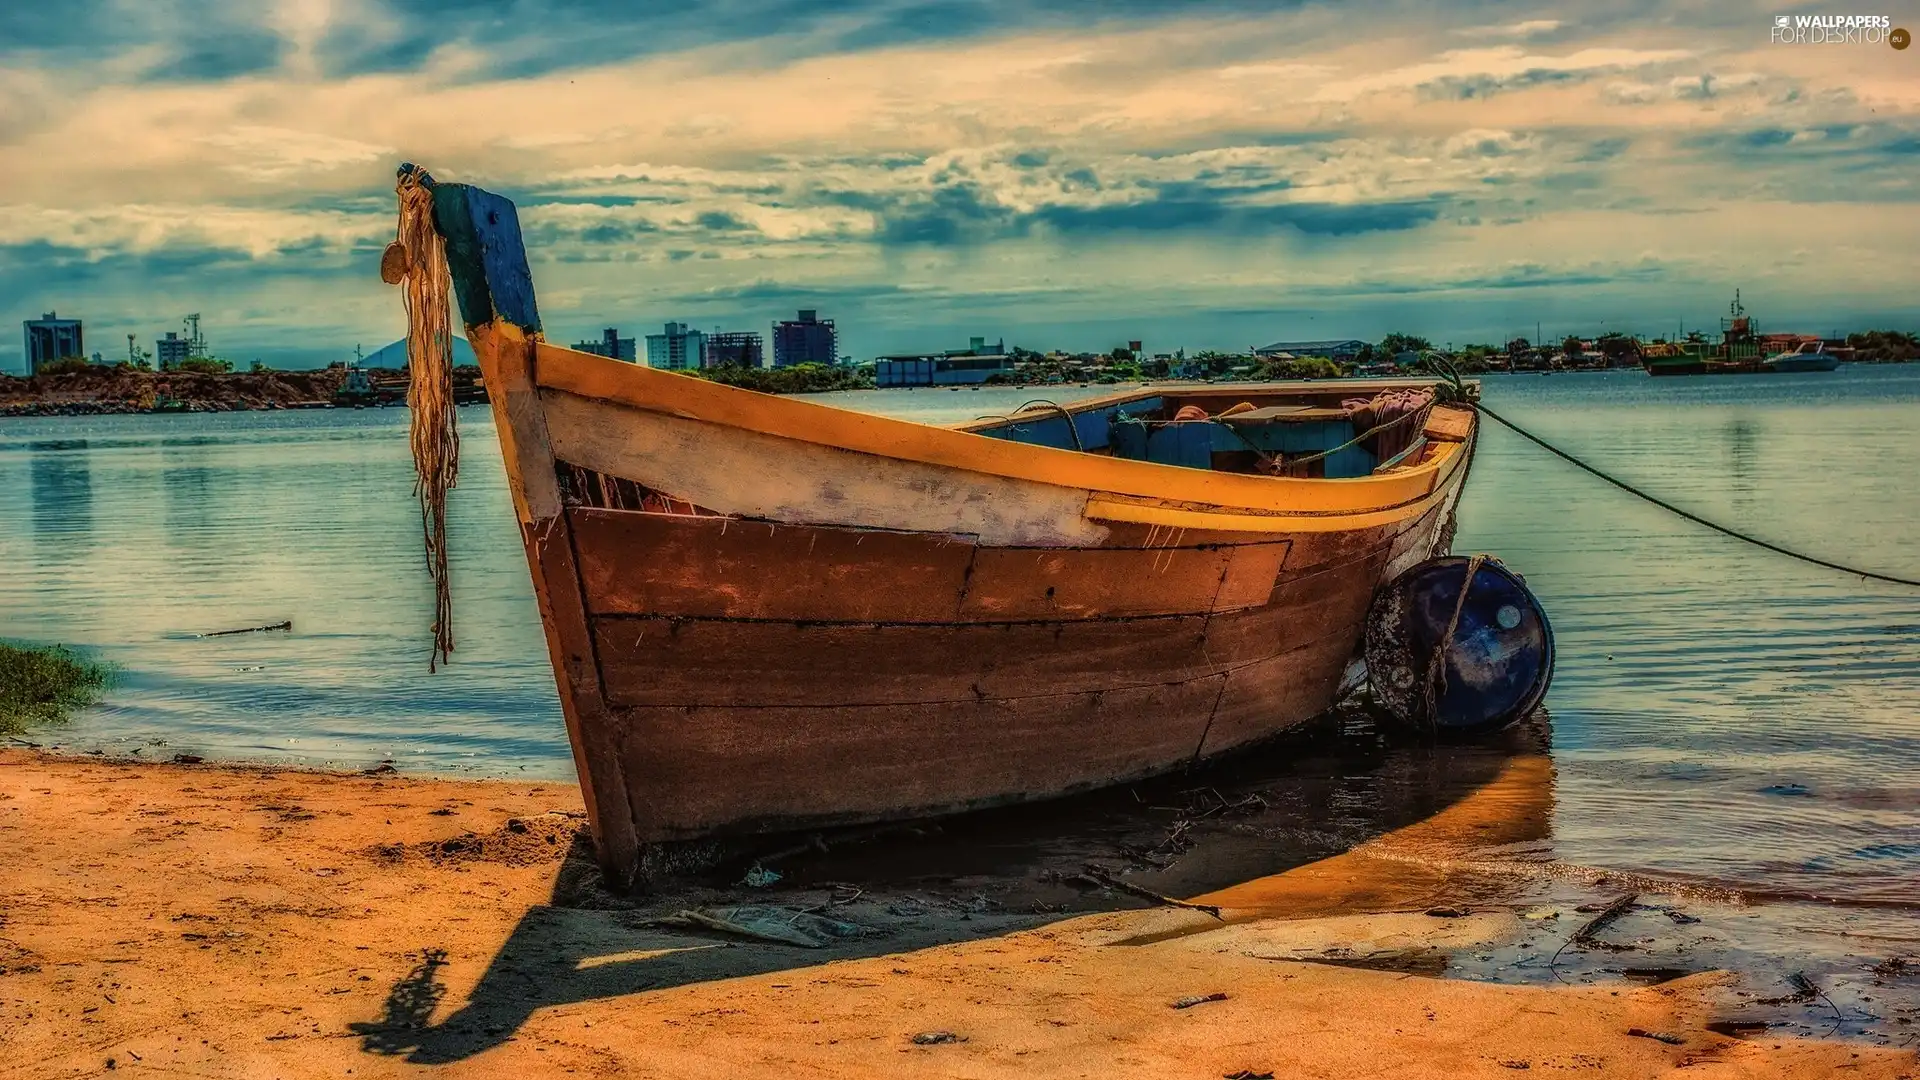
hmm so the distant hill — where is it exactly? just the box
[359,337,479,368]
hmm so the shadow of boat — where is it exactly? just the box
[352,707,1554,1063]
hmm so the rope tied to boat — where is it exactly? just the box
[1422,553,1489,731]
[385,164,461,670]
[1013,400,1085,451]
[1419,352,1920,590]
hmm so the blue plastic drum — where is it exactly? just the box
[1363,556,1554,735]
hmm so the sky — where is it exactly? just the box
[2,0,1917,371]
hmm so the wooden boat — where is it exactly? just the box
[415,172,1480,887]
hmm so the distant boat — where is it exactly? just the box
[1763,341,1841,373]
[406,167,1484,886]
[1644,292,1766,376]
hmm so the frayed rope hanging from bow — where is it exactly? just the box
[384,164,460,671]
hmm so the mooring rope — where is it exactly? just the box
[1423,553,1489,731]
[386,165,461,669]
[1421,354,1920,590]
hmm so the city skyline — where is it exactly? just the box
[2,1,1917,374]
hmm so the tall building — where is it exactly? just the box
[703,331,764,368]
[23,312,83,374]
[644,322,707,371]
[573,327,636,362]
[156,332,191,371]
[771,309,837,367]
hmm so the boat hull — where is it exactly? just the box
[485,340,1473,876]
[1764,355,1840,373]
[567,490,1456,844]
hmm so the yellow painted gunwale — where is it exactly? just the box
[532,340,1472,518]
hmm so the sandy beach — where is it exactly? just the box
[2,749,1912,1079]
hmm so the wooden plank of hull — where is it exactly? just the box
[595,615,1215,708]
[544,388,1111,547]
[592,524,1393,711]
[571,510,977,623]
[592,554,1374,711]
[570,508,1292,623]
[613,675,1229,840]
[959,541,1290,619]
[1199,629,1367,758]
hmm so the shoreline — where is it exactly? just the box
[3,748,1914,1077]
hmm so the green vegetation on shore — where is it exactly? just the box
[1846,330,1920,363]
[0,642,112,734]
[689,362,874,393]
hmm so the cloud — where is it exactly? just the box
[197,126,395,180]
[1457,19,1564,39]
[1313,45,1696,103]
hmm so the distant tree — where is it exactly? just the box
[177,357,234,375]
[249,360,268,373]
[1846,330,1920,362]
[34,357,92,376]
[1377,333,1432,356]
[1561,335,1584,357]
[1594,334,1639,363]
[1260,356,1344,380]
[693,362,873,393]
[1505,337,1531,355]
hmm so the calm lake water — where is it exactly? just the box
[4,367,1918,999]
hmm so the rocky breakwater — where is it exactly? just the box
[0,367,350,416]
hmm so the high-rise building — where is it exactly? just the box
[703,331,764,369]
[156,332,191,371]
[573,327,636,362]
[644,322,707,371]
[771,309,837,367]
[23,312,83,374]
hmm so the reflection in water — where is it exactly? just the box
[775,708,1553,915]
[1724,416,1758,504]
[160,443,219,561]
[29,444,93,559]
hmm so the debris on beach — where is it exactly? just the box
[1625,1027,1685,1045]
[1074,866,1223,919]
[910,1031,963,1045]
[1171,992,1230,1009]
[650,906,871,948]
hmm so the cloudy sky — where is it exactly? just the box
[3,0,1916,371]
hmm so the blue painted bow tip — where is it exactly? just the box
[1364,555,1555,736]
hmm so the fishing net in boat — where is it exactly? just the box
[1342,388,1435,463]
[385,167,459,671]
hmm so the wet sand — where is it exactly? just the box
[1,749,1915,1079]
